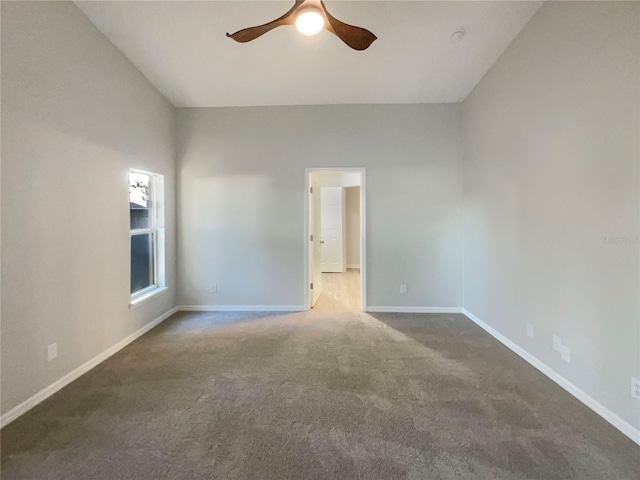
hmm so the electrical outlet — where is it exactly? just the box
[526,323,534,338]
[47,343,58,362]
[632,378,640,400]
[211,284,217,293]
[400,284,407,294]
[553,334,562,352]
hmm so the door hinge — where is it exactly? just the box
[310,186,313,194]
[310,283,314,290]
[310,234,313,242]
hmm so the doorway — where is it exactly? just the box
[305,168,366,311]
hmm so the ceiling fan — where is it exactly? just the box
[226,0,377,51]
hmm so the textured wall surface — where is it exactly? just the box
[176,104,463,309]
[463,1,640,430]
[1,1,177,414]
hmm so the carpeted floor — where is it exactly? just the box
[1,311,638,479]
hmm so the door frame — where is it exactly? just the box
[304,167,367,311]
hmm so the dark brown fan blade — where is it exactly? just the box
[226,1,303,43]
[320,1,376,51]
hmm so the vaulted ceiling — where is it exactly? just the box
[76,1,542,107]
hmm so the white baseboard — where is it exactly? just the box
[0,306,179,429]
[346,264,361,269]
[366,306,463,314]
[178,305,305,312]
[462,308,640,446]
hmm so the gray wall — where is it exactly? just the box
[1,2,177,414]
[176,105,463,308]
[463,1,639,429]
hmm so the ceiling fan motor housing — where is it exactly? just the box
[226,1,377,51]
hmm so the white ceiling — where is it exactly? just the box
[75,1,542,107]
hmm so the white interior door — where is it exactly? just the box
[320,187,345,273]
[310,183,322,307]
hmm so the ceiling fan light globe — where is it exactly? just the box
[295,11,324,36]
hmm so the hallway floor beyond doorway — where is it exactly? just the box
[313,268,360,311]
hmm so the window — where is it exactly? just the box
[129,170,165,304]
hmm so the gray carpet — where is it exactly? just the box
[1,311,638,479]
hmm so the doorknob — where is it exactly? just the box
[320,240,325,244]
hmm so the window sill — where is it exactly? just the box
[129,287,168,310]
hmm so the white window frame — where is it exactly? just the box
[129,169,166,308]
